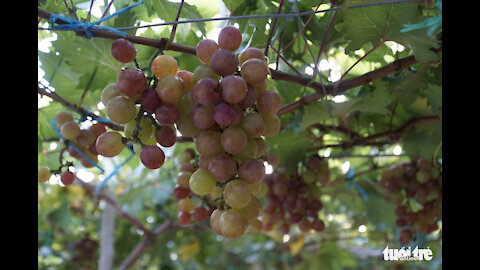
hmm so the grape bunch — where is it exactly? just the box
[262,155,328,235]
[173,144,269,238]
[378,158,442,245]
[38,110,108,185]
[168,26,283,238]
[173,149,217,226]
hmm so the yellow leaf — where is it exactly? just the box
[179,237,200,262]
[289,234,305,256]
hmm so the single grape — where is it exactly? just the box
[193,206,209,222]
[256,90,282,115]
[213,102,238,127]
[38,166,51,183]
[190,104,216,130]
[192,64,220,84]
[219,209,248,239]
[89,123,106,138]
[140,145,165,170]
[261,113,281,137]
[111,38,137,63]
[117,68,148,96]
[101,83,126,106]
[224,179,251,208]
[173,184,190,199]
[60,170,75,186]
[177,171,192,188]
[220,127,247,155]
[312,218,325,232]
[298,218,313,233]
[176,113,201,138]
[192,77,220,106]
[238,47,265,65]
[210,209,225,235]
[178,197,195,213]
[240,112,265,138]
[156,75,185,104]
[238,159,265,184]
[140,87,161,112]
[399,228,413,245]
[240,58,268,84]
[154,125,177,147]
[254,138,266,158]
[106,96,137,124]
[151,55,178,78]
[95,131,125,157]
[194,130,223,156]
[189,169,217,195]
[55,110,74,127]
[76,129,96,148]
[155,103,180,125]
[196,39,220,64]
[178,211,192,225]
[217,26,242,52]
[236,195,262,221]
[233,138,258,162]
[207,153,237,182]
[60,121,81,140]
[219,75,247,104]
[176,70,194,91]
[210,49,239,77]
[237,84,258,109]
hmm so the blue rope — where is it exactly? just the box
[400,0,441,36]
[51,117,136,191]
[346,167,369,201]
[96,144,135,191]
[51,118,105,172]
[49,0,144,38]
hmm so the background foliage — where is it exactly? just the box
[38,0,442,269]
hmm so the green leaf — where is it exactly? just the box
[402,121,441,159]
[265,130,312,172]
[423,84,442,117]
[49,194,71,231]
[341,3,439,62]
[362,186,396,226]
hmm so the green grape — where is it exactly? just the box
[194,130,223,156]
[60,121,81,140]
[209,186,223,200]
[55,110,74,127]
[156,75,185,104]
[261,113,281,137]
[96,131,125,157]
[106,96,137,124]
[192,64,220,84]
[236,195,262,221]
[219,209,248,239]
[224,179,251,208]
[189,169,217,195]
[38,166,51,183]
[178,197,195,213]
[210,209,225,235]
[220,127,247,155]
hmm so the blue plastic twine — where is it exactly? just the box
[51,118,105,172]
[51,117,136,191]
[400,0,441,36]
[49,0,144,38]
[96,144,135,192]
[346,167,369,201]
